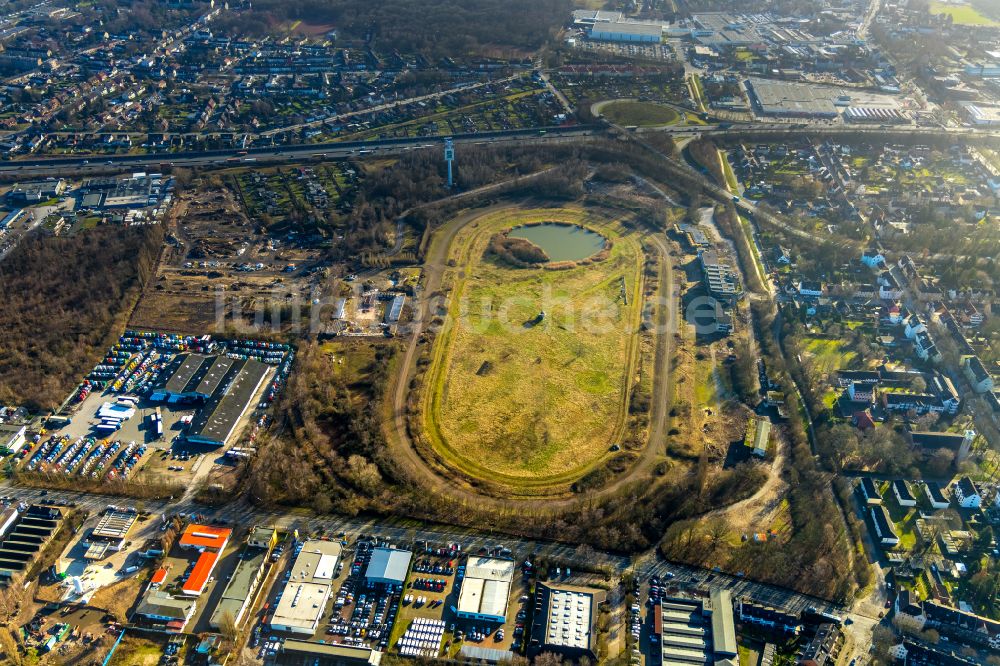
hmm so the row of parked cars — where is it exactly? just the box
[412,559,455,575]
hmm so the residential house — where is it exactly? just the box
[870,505,899,546]
[797,623,841,666]
[878,270,903,300]
[908,430,975,464]
[847,382,874,404]
[893,480,916,507]
[894,590,926,631]
[881,302,903,326]
[836,370,880,387]
[861,248,885,268]
[928,374,960,414]
[962,355,994,394]
[891,640,980,666]
[913,330,941,363]
[700,250,742,303]
[881,391,945,415]
[952,476,980,509]
[924,482,950,510]
[898,255,918,281]
[852,410,876,430]
[985,391,1000,424]
[854,283,877,299]
[737,599,801,635]
[797,280,824,298]
[904,315,927,340]
[858,477,882,505]
[923,600,1000,650]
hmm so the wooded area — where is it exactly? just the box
[0,226,163,410]
[219,0,569,58]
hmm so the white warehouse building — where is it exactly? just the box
[589,21,662,43]
[456,557,515,624]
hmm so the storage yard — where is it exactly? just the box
[17,330,294,489]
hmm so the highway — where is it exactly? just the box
[0,125,599,177]
[6,119,1000,178]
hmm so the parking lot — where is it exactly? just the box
[18,392,199,485]
[572,38,678,61]
[250,536,536,661]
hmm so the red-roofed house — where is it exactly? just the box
[852,410,876,430]
[151,567,168,586]
[181,551,220,596]
[178,524,232,552]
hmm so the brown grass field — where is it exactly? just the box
[422,207,649,487]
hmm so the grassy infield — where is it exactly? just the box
[422,207,648,490]
[601,100,681,127]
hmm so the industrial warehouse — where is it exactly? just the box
[745,78,839,117]
[456,557,514,624]
[84,505,138,559]
[149,353,271,447]
[184,359,269,447]
[209,526,278,630]
[529,582,606,661]
[654,589,738,666]
[270,540,343,635]
[0,505,63,582]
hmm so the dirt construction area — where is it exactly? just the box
[130,182,335,334]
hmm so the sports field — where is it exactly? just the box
[929,1,1000,25]
[601,101,681,127]
[423,207,647,487]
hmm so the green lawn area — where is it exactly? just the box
[882,486,919,552]
[689,74,707,113]
[802,337,857,375]
[108,635,169,666]
[600,101,681,127]
[929,0,1000,25]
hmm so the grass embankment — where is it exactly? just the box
[601,101,681,127]
[689,74,707,113]
[423,207,647,489]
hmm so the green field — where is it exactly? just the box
[601,101,681,127]
[929,1,1000,25]
[423,207,647,486]
[802,337,857,375]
